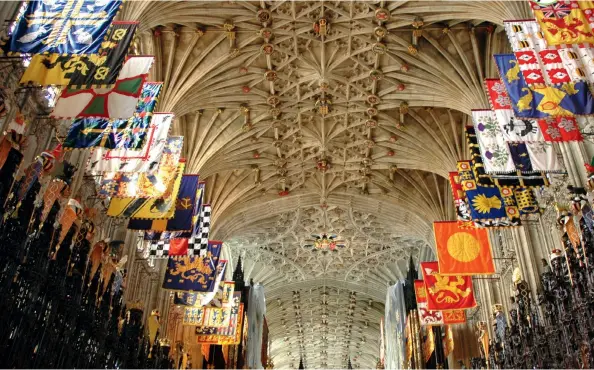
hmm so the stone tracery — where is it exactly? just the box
[114,2,535,366]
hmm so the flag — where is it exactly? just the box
[458,161,520,224]
[420,261,477,311]
[459,157,540,220]
[51,56,155,119]
[448,171,475,228]
[64,82,163,150]
[504,20,587,85]
[162,240,223,291]
[20,22,137,87]
[106,162,184,219]
[98,137,184,198]
[185,289,238,328]
[433,221,495,275]
[414,280,444,326]
[471,114,561,174]
[530,1,594,46]
[128,174,199,231]
[471,110,514,173]
[494,53,594,118]
[2,0,122,55]
[466,126,550,189]
[415,280,466,326]
[196,302,244,344]
[87,113,173,173]
[538,116,584,141]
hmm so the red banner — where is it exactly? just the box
[420,262,477,311]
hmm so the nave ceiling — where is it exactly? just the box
[71,1,533,367]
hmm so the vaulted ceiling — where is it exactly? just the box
[121,1,529,368]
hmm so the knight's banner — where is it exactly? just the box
[162,240,223,292]
[185,290,238,327]
[414,280,444,326]
[457,161,521,225]
[420,261,477,311]
[128,175,200,231]
[196,304,244,345]
[2,0,122,55]
[51,56,154,120]
[20,21,137,87]
[415,280,466,325]
[87,113,173,174]
[433,221,495,275]
[494,53,594,118]
[106,161,184,219]
[530,1,594,47]
[64,82,163,150]
[98,137,184,198]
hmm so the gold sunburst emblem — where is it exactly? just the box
[471,194,501,214]
[447,232,480,263]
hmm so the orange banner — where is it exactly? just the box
[420,261,477,311]
[443,309,466,324]
[434,221,495,275]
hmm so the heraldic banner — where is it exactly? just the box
[20,21,138,87]
[162,240,223,292]
[433,221,495,275]
[414,280,466,325]
[3,0,123,55]
[420,261,477,311]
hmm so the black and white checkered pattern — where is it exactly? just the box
[149,239,170,257]
[147,205,212,258]
[189,204,211,256]
[187,238,208,257]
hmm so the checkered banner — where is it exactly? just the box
[148,204,212,258]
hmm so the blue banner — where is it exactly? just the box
[494,53,594,118]
[5,0,122,55]
[128,175,200,232]
[508,142,533,172]
[162,241,223,292]
[179,182,205,238]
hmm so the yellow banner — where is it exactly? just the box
[107,162,184,219]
